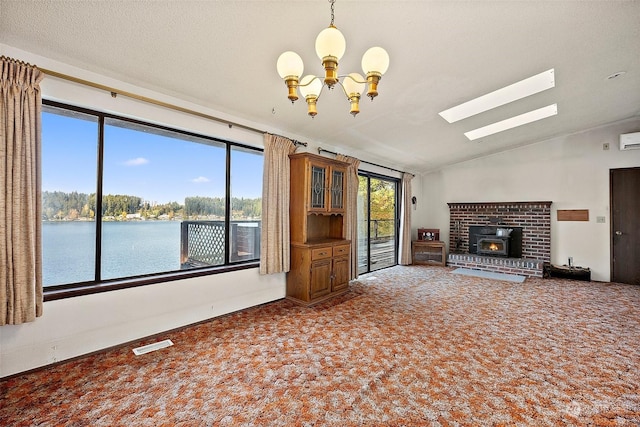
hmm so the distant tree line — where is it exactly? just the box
[42,191,261,221]
[359,178,397,239]
[184,196,225,217]
[183,196,261,219]
[43,191,95,221]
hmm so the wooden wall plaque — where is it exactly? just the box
[557,209,589,221]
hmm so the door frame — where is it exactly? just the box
[357,171,401,275]
[609,166,640,283]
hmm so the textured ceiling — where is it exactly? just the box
[1,0,639,174]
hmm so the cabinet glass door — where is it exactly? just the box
[330,169,345,211]
[310,165,327,210]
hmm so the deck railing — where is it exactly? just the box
[180,218,396,272]
[180,220,260,269]
[358,219,397,273]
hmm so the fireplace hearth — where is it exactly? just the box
[447,201,552,278]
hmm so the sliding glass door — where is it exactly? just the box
[357,173,399,275]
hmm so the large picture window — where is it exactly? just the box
[41,101,263,297]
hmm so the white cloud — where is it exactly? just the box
[191,176,210,183]
[123,157,149,166]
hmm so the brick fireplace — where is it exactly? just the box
[447,201,552,277]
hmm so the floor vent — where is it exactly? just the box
[132,339,174,356]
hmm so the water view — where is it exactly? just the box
[43,221,181,286]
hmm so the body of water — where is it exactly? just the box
[42,221,181,286]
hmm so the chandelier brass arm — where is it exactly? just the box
[292,74,366,118]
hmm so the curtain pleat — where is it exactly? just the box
[1,56,44,325]
[398,173,413,265]
[259,134,296,275]
[335,154,360,280]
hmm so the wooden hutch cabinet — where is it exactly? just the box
[287,153,351,305]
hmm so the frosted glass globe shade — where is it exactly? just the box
[277,51,304,78]
[299,75,322,98]
[361,47,390,75]
[315,27,346,60]
[343,73,365,95]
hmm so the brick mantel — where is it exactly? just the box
[447,201,553,209]
[448,201,552,277]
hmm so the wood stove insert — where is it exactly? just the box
[477,236,510,257]
[469,225,523,258]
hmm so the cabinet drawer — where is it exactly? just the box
[333,244,350,257]
[311,247,332,260]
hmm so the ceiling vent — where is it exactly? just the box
[620,132,640,150]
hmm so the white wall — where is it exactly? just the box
[0,45,286,378]
[1,270,285,378]
[421,118,640,282]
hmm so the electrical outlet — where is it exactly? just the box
[597,216,606,223]
[603,142,610,150]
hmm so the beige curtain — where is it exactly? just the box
[398,172,413,265]
[259,134,296,275]
[1,57,44,325]
[335,154,360,280]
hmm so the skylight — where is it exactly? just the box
[464,104,558,141]
[439,69,555,123]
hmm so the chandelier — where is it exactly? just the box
[276,0,390,117]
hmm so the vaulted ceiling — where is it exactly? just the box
[2,1,639,174]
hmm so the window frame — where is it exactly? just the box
[42,100,262,301]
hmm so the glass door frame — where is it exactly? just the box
[357,171,401,275]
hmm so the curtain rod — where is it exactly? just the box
[38,67,307,147]
[317,148,414,177]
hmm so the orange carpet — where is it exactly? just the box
[2,265,639,426]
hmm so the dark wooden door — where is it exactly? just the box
[611,167,640,285]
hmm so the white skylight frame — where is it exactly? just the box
[439,69,555,123]
[464,104,558,141]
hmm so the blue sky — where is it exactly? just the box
[42,111,263,204]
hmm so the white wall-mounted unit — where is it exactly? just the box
[619,132,640,150]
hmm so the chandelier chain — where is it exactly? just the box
[329,0,335,26]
